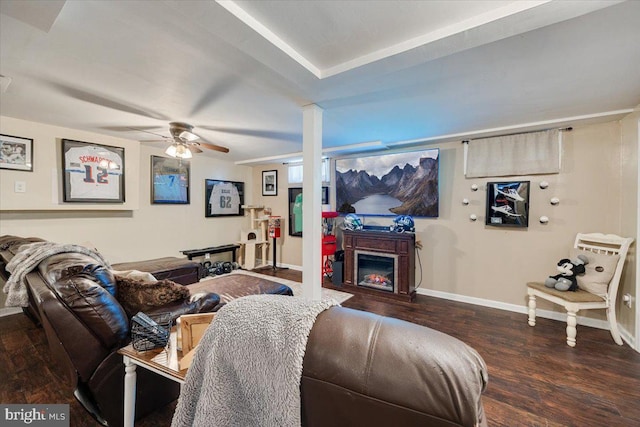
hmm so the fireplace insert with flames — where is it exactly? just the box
[355,251,398,293]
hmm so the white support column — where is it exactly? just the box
[302,104,323,300]
[635,119,640,351]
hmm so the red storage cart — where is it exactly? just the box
[322,211,339,279]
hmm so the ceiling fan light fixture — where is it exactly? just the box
[180,147,193,159]
[166,142,192,159]
[165,144,178,157]
[179,130,199,142]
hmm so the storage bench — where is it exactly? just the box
[112,257,202,286]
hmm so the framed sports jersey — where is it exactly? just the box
[205,179,244,217]
[288,186,329,237]
[151,156,190,204]
[62,139,125,203]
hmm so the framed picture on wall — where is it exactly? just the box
[151,156,190,204]
[262,170,277,196]
[322,186,329,204]
[288,188,303,237]
[62,139,125,203]
[288,186,329,236]
[0,134,33,172]
[335,148,439,217]
[205,179,244,217]
[485,180,530,227]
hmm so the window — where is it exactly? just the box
[287,159,330,184]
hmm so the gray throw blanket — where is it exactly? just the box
[3,241,110,307]
[172,294,339,427]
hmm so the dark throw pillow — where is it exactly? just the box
[115,276,190,317]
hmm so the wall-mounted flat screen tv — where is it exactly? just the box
[335,148,439,217]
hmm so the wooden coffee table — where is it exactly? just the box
[118,332,186,427]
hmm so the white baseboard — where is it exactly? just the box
[619,325,635,349]
[255,260,302,271]
[279,263,302,271]
[0,307,23,318]
[417,287,638,352]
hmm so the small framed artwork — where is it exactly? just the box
[179,312,216,355]
[205,179,244,217]
[322,186,329,204]
[151,156,190,204]
[288,186,330,236]
[486,180,530,228]
[262,170,277,196]
[62,139,125,203]
[0,134,33,171]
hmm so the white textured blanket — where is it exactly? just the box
[2,242,110,307]
[171,294,339,427]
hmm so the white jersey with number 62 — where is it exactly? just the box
[209,182,240,215]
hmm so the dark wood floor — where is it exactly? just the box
[2,269,640,426]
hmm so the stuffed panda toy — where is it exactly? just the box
[544,255,589,291]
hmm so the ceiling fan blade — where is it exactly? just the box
[199,141,229,154]
[140,138,171,143]
[100,125,161,133]
[199,126,300,142]
[190,76,240,116]
[130,128,171,138]
[189,144,203,153]
[43,80,169,120]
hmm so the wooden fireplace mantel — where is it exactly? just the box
[343,229,416,302]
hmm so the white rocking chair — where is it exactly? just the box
[527,233,634,347]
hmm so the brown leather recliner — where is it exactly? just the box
[1,236,219,427]
[302,306,488,427]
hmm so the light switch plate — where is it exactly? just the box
[14,181,26,193]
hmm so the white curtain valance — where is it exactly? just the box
[465,129,561,178]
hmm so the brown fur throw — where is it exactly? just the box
[115,276,189,317]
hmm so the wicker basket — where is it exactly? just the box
[131,312,172,351]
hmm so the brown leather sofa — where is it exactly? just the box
[2,235,487,426]
[0,236,219,427]
[302,306,488,427]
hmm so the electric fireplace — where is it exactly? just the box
[343,229,416,302]
[355,250,398,293]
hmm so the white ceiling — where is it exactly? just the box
[0,0,638,164]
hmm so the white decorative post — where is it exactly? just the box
[566,310,578,347]
[527,295,536,326]
[123,356,137,427]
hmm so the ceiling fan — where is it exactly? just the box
[144,122,229,158]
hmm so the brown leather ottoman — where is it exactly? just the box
[112,257,202,286]
[188,272,293,306]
